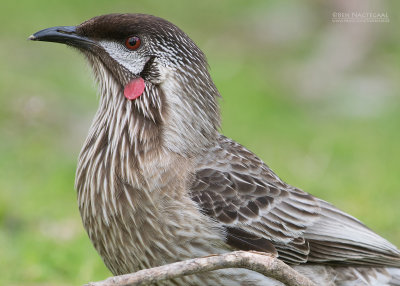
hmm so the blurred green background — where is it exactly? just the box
[1,0,399,285]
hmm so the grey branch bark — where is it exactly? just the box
[85,251,316,286]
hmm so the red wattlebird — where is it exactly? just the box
[30,14,400,285]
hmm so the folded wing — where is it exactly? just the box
[189,135,400,267]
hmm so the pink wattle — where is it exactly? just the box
[124,77,145,100]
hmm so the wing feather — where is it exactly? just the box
[189,135,400,267]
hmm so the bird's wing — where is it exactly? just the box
[189,135,400,267]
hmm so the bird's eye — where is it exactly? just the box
[125,36,141,50]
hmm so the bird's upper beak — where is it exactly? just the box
[29,26,95,48]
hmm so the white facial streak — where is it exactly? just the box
[99,41,148,75]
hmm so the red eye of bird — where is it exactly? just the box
[125,36,141,50]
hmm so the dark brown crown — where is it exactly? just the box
[77,14,183,41]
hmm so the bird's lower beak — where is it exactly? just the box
[29,26,95,48]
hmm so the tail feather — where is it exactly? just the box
[295,265,400,286]
[387,268,400,286]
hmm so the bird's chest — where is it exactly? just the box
[75,143,223,276]
[76,147,166,263]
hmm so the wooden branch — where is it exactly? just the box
[85,251,316,286]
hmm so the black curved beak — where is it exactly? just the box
[29,26,95,48]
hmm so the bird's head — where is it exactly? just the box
[30,14,220,155]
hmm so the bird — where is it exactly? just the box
[29,13,400,285]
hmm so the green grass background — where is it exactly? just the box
[1,0,399,285]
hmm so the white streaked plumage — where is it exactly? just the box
[31,13,400,285]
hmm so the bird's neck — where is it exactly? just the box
[75,57,221,205]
